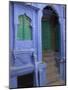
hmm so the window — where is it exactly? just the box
[17,14,32,40]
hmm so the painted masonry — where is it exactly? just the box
[9,2,66,88]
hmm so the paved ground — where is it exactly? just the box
[42,51,65,86]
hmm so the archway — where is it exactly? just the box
[42,6,60,53]
[42,6,61,84]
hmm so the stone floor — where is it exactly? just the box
[42,50,65,86]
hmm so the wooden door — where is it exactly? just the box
[42,19,52,51]
[42,16,60,52]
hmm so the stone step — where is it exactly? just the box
[46,66,58,75]
[43,54,55,57]
[47,63,57,70]
[46,73,59,84]
[46,60,56,66]
[46,70,59,78]
[43,52,56,57]
[43,58,56,63]
[47,79,65,86]
[43,53,55,56]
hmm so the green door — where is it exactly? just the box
[42,18,60,52]
[42,19,52,51]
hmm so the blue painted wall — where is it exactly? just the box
[9,2,66,88]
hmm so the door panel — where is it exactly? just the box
[42,20,52,51]
[42,19,60,52]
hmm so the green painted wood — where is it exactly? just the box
[17,14,32,40]
[17,24,24,40]
[23,15,32,40]
[42,19,60,52]
[17,15,24,40]
[42,20,52,51]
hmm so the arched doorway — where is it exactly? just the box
[42,6,60,53]
[42,6,61,85]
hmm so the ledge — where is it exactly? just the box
[10,64,34,77]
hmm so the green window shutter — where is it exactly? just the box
[17,24,23,40]
[23,15,32,40]
[17,14,32,40]
[17,15,24,40]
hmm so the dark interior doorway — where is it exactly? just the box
[17,72,34,88]
[41,6,61,85]
[42,6,60,52]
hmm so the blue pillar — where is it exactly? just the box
[9,76,17,89]
[38,63,47,86]
[59,17,66,81]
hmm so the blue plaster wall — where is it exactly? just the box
[9,2,66,88]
